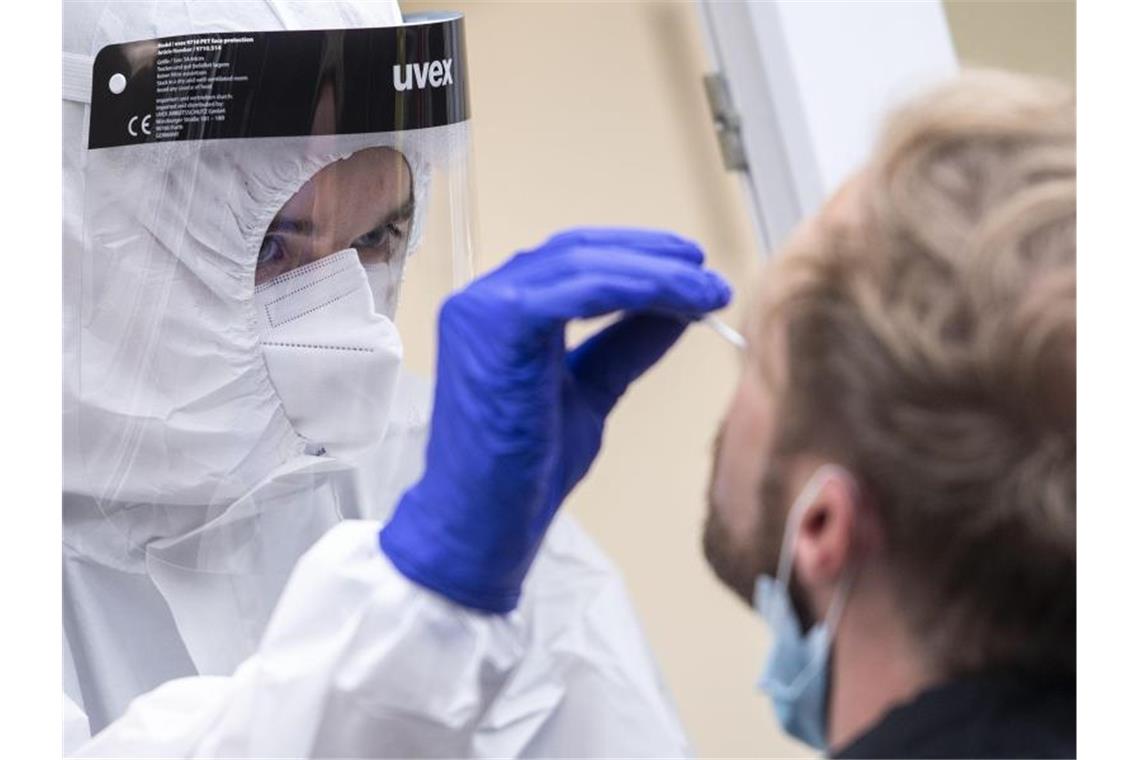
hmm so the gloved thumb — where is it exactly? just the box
[566,312,690,417]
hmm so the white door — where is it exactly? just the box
[698,0,959,253]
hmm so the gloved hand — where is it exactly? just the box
[379,228,732,612]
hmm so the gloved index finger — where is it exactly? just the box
[540,227,704,265]
[520,247,732,322]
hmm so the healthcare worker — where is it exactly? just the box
[63,1,692,755]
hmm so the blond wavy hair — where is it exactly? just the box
[759,70,1076,677]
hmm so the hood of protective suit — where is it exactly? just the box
[63,1,466,508]
[63,0,474,731]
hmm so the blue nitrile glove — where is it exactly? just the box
[379,228,732,613]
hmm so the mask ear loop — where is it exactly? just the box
[771,464,860,695]
[775,464,860,638]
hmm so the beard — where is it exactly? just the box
[701,507,759,604]
[703,440,794,606]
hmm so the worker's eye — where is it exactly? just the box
[352,223,407,264]
[353,222,403,250]
[255,234,302,284]
[257,235,288,266]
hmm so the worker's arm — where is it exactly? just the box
[73,516,690,757]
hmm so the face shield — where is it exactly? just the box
[69,13,474,506]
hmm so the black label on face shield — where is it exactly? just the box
[87,14,470,150]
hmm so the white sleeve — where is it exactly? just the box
[72,518,691,758]
[64,694,92,755]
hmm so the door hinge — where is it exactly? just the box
[703,72,749,172]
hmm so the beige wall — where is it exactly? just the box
[945,0,1076,84]
[401,1,1074,756]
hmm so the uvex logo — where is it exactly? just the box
[393,59,454,91]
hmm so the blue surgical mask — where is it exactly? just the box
[753,465,855,750]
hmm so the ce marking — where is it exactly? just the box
[128,114,153,137]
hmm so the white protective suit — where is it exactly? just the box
[62,1,690,756]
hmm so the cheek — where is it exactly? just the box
[712,377,773,539]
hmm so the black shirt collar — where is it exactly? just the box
[832,669,1075,759]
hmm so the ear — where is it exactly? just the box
[792,474,859,593]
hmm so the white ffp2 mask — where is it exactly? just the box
[255,249,403,459]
